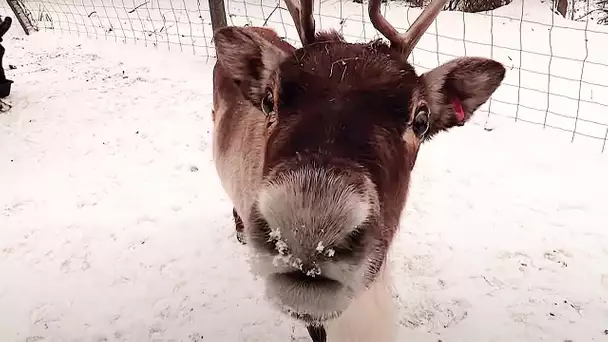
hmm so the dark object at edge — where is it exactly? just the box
[306,325,327,342]
[0,16,13,98]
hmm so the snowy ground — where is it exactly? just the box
[1,2,608,342]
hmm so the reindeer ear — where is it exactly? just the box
[213,26,289,105]
[421,57,506,138]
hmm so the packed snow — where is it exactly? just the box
[1,0,608,341]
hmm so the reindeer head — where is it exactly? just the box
[213,0,505,325]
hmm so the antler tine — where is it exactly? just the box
[284,0,316,46]
[368,0,402,49]
[369,0,449,57]
[300,0,316,44]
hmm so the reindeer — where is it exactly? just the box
[210,0,505,339]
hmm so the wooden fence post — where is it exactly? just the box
[209,0,227,32]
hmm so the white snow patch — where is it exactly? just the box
[305,264,322,278]
[269,227,282,240]
[316,241,325,252]
[275,239,289,255]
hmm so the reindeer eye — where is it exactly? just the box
[261,92,274,116]
[413,106,430,137]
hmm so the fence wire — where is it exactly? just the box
[1,0,608,151]
[1,0,216,55]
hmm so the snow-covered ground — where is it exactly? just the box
[1,0,608,341]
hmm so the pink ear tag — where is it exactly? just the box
[452,98,465,123]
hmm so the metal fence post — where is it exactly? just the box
[5,0,36,35]
[209,0,227,32]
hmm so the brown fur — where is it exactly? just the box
[210,24,505,333]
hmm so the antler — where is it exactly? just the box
[284,0,316,45]
[369,0,449,57]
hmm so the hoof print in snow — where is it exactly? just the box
[25,337,45,342]
[188,333,204,341]
[543,249,570,268]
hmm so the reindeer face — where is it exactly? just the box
[214,26,505,323]
[246,36,423,322]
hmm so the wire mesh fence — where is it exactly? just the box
[1,0,607,151]
[0,0,217,54]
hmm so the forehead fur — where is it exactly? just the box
[276,30,420,114]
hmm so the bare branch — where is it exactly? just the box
[128,1,148,14]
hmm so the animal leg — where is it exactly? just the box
[232,208,246,245]
[306,325,327,342]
